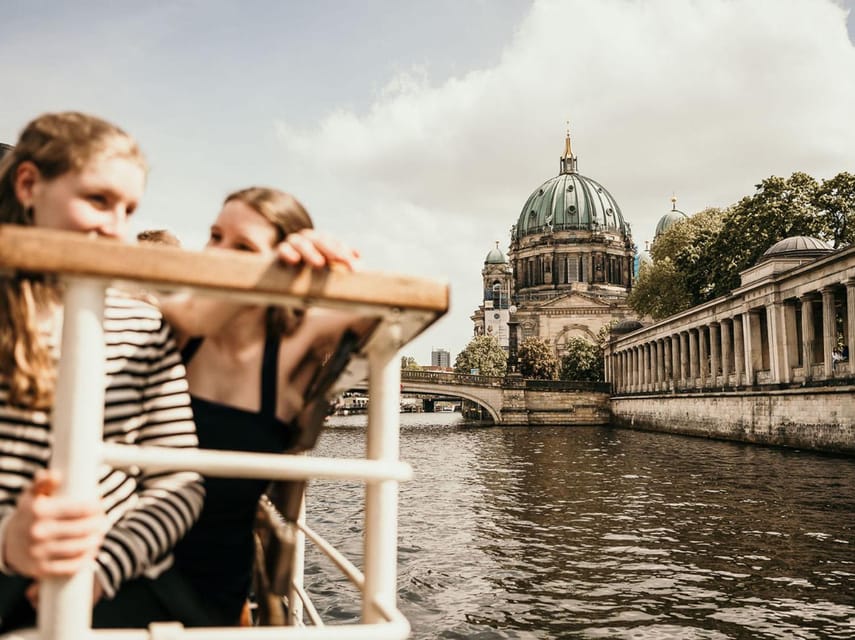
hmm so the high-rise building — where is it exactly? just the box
[431,348,451,369]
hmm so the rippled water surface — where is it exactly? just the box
[305,414,855,639]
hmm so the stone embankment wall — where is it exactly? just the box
[611,386,855,455]
[501,379,611,426]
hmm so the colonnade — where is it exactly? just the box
[607,277,855,394]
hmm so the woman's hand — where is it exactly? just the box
[2,470,106,578]
[277,229,360,271]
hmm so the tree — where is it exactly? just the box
[400,356,421,370]
[517,336,558,380]
[814,171,855,248]
[628,207,724,318]
[627,258,692,320]
[705,172,824,296]
[559,337,603,382]
[454,335,507,377]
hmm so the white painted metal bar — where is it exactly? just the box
[2,623,411,640]
[297,522,365,590]
[101,444,412,483]
[290,582,323,628]
[287,489,306,627]
[361,322,403,625]
[39,278,106,640]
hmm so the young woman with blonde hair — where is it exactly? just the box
[0,112,205,629]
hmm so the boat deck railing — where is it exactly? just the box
[0,225,449,640]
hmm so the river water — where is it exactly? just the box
[304,413,855,639]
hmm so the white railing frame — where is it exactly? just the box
[2,274,412,640]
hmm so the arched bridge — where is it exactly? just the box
[400,370,506,422]
[352,370,611,425]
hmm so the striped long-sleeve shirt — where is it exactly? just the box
[0,292,205,598]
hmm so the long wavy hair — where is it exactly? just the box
[223,187,313,338]
[0,112,145,408]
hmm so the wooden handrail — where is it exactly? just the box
[0,225,449,314]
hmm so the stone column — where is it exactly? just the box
[650,340,661,391]
[670,335,679,389]
[821,286,836,378]
[628,348,634,392]
[745,311,761,384]
[689,329,699,387]
[801,293,816,381]
[640,344,647,391]
[664,337,673,390]
[847,279,855,376]
[733,314,745,386]
[656,339,665,391]
[720,319,732,386]
[709,322,721,386]
[766,302,783,384]
[699,326,709,387]
[679,331,689,389]
[783,300,799,380]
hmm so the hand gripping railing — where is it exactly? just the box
[0,225,449,640]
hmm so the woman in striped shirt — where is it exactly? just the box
[0,112,205,629]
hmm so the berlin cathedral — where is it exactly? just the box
[471,131,648,356]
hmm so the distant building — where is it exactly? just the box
[431,348,451,369]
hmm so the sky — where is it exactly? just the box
[3,0,855,364]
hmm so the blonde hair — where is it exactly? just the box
[0,112,146,408]
[224,187,313,337]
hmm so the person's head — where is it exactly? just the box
[137,228,181,247]
[209,187,313,336]
[207,187,313,255]
[0,112,146,240]
[0,112,145,409]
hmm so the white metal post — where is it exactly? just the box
[362,323,402,625]
[288,488,306,626]
[39,278,106,640]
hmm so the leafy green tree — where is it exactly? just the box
[706,172,824,296]
[628,207,724,318]
[559,337,603,382]
[400,356,421,370]
[517,336,558,380]
[627,258,692,320]
[454,335,507,377]
[814,171,855,248]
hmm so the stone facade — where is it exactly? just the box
[605,242,855,454]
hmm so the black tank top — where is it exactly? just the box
[173,331,299,623]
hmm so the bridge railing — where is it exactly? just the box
[400,370,505,387]
[400,370,610,393]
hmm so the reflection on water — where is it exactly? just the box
[305,414,855,639]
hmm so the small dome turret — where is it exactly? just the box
[654,195,688,239]
[485,241,508,264]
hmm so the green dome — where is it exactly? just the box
[513,171,629,240]
[655,198,688,238]
[485,242,508,264]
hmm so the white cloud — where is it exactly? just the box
[270,0,855,363]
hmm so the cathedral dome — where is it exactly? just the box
[485,241,508,264]
[654,196,688,239]
[513,134,630,241]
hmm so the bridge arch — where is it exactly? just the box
[399,382,501,424]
